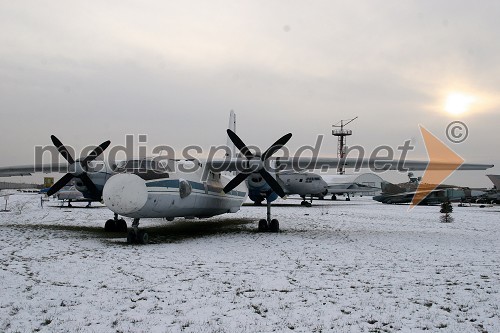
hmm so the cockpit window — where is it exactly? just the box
[113,158,171,180]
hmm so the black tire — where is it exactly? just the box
[346,197,351,201]
[104,219,116,232]
[137,231,149,245]
[258,219,268,232]
[127,230,136,244]
[331,195,337,201]
[117,219,128,232]
[304,202,312,207]
[269,219,279,232]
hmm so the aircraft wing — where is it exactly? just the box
[387,188,446,197]
[0,163,68,177]
[328,183,381,193]
[273,157,493,171]
[328,187,379,194]
[205,157,494,172]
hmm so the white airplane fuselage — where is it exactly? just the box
[277,172,328,197]
[103,166,247,219]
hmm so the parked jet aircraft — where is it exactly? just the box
[372,176,484,205]
[322,173,382,201]
[482,174,500,203]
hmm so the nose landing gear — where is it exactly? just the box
[300,195,313,207]
[258,200,280,232]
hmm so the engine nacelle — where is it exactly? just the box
[246,172,279,204]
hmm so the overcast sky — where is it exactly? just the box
[1,1,499,187]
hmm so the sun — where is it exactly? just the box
[444,93,475,115]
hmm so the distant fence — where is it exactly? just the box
[0,182,43,190]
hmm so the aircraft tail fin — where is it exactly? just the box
[226,110,236,158]
[487,174,500,189]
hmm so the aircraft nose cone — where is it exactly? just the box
[103,174,148,215]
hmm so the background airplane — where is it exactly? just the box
[53,184,95,207]
[373,173,486,205]
[322,173,383,201]
[481,174,500,203]
[275,171,328,206]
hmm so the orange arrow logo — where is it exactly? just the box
[410,125,464,208]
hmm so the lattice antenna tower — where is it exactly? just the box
[332,116,358,174]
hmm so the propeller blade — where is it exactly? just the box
[82,140,111,165]
[225,130,291,198]
[227,129,254,159]
[261,133,292,161]
[223,172,250,194]
[259,169,286,197]
[47,173,74,196]
[51,135,75,164]
[79,173,99,197]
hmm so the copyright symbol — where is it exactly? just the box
[446,121,468,144]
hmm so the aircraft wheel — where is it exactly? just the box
[137,231,149,245]
[104,219,116,232]
[346,197,351,201]
[269,219,279,232]
[331,195,337,201]
[258,219,268,232]
[117,219,128,232]
[127,230,137,244]
[304,201,312,207]
[300,201,306,205]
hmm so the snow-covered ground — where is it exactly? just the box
[0,194,498,332]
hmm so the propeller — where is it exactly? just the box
[46,135,111,198]
[223,129,292,198]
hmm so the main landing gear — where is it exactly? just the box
[127,218,149,244]
[258,200,280,233]
[300,195,313,207]
[104,213,128,233]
